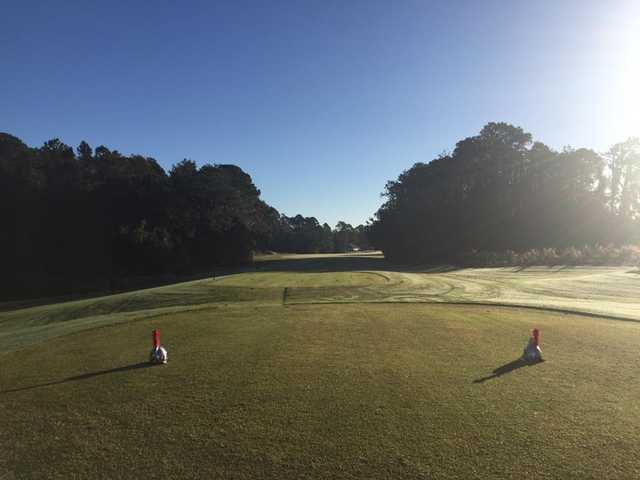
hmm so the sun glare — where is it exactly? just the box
[607,2,640,141]
[619,32,640,129]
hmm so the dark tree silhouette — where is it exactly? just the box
[0,134,276,299]
[0,132,373,300]
[370,123,640,263]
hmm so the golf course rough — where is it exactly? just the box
[1,253,640,479]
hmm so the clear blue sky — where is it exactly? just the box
[3,1,638,227]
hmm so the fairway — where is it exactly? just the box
[216,270,389,288]
[2,254,640,479]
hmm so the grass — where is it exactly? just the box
[2,253,640,478]
[216,271,388,288]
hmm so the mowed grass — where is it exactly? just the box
[2,254,640,478]
[0,279,282,352]
[216,271,389,288]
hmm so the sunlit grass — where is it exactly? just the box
[3,254,640,478]
[3,303,640,479]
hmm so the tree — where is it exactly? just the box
[333,221,354,252]
[606,138,640,219]
[371,123,640,263]
[0,133,274,299]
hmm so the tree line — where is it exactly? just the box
[369,123,640,263]
[269,216,371,254]
[0,133,368,299]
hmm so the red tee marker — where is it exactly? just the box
[153,329,160,349]
[532,328,540,346]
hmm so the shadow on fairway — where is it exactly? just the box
[1,254,462,312]
[0,362,154,394]
[249,253,471,276]
[473,358,544,383]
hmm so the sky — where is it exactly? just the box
[2,0,639,227]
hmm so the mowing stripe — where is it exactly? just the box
[285,298,640,324]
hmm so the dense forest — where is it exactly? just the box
[370,123,640,263]
[0,133,368,299]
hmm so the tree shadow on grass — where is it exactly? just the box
[473,358,544,384]
[255,254,464,275]
[0,362,154,394]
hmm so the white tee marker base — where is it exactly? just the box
[149,329,168,364]
[522,328,542,362]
